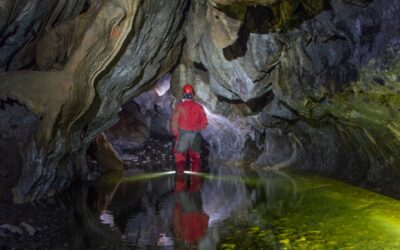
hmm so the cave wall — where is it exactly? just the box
[0,0,188,202]
[0,0,89,71]
[0,100,39,202]
[175,0,400,192]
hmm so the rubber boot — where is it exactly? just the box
[175,172,187,192]
[189,175,201,193]
[174,151,186,173]
[189,149,201,172]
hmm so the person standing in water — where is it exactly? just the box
[171,84,208,173]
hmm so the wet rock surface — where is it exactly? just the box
[0,198,72,250]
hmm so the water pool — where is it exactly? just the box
[65,167,400,249]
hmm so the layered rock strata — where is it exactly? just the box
[0,0,187,202]
[177,0,400,192]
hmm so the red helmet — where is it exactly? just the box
[182,84,195,95]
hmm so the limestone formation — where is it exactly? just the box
[181,0,400,191]
[0,0,88,71]
[105,101,150,159]
[0,0,187,202]
[92,133,124,173]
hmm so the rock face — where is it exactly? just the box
[0,0,187,202]
[212,0,278,5]
[105,102,150,159]
[0,100,39,202]
[104,74,175,161]
[179,0,400,193]
[92,133,124,173]
[0,0,88,71]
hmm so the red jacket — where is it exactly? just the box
[173,207,209,244]
[171,99,208,136]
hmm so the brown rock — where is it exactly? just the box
[93,133,123,173]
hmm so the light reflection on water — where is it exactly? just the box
[69,166,400,249]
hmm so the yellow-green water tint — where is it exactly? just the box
[217,174,400,249]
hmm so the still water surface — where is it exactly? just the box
[68,166,400,249]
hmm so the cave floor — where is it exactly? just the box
[0,197,71,249]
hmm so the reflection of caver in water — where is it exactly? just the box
[171,84,208,173]
[173,174,209,248]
